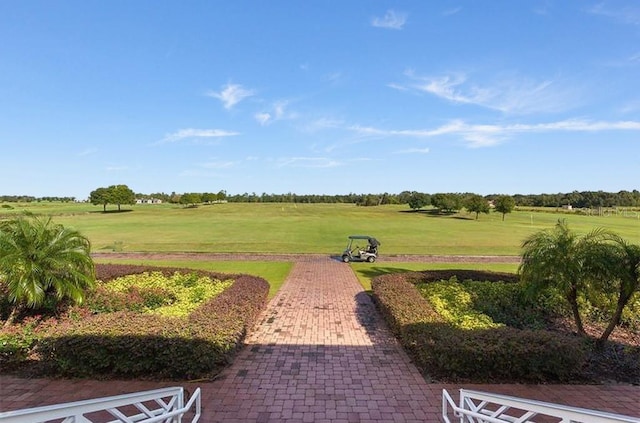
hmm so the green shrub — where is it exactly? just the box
[88,271,233,317]
[416,277,503,330]
[372,272,586,383]
[36,265,270,379]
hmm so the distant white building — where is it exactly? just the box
[136,198,163,204]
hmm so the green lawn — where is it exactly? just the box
[3,202,640,256]
[350,262,520,291]
[93,258,293,299]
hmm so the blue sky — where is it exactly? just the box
[1,1,639,199]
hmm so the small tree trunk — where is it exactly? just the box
[567,288,586,336]
[502,213,505,221]
[3,306,20,328]
[598,296,628,347]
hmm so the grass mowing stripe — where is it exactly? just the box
[6,202,640,255]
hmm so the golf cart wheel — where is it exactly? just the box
[342,255,350,263]
[367,256,376,263]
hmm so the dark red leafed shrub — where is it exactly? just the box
[37,264,269,379]
[372,272,586,383]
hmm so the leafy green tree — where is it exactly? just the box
[407,192,430,211]
[180,193,202,206]
[431,193,462,213]
[110,184,135,211]
[89,184,135,212]
[464,194,490,219]
[0,215,95,326]
[494,195,515,221]
[89,187,110,212]
[519,219,610,336]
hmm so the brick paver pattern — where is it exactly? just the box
[1,256,639,422]
[206,257,439,422]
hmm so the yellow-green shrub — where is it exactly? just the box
[372,271,586,383]
[87,271,233,317]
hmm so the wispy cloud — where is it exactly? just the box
[199,160,237,169]
[443,7,462,16]
[392,70,576,114]
[105,165,128,171]
[394,147,430,154]
[300,117,345,133]
[371,10,407,30]
[255,100,297,126]
[276,157,342,168]
[350,119,640,148]
[587,3,640,25]
[160,128,240,144]
[206,83,255,109]
[255,112,271,126]
[77,148,98,157]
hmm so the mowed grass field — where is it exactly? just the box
[2,201,640,256]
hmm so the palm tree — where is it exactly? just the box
[0,214,95,326]
[518,219,610,336]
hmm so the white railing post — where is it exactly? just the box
[0,386,201,423]
[442,388,640,423]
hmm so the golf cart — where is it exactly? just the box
[341,235,380,263]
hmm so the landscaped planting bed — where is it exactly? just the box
[372,270,640,384]
[0,263,269,380]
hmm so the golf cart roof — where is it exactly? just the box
[348,235,375,240]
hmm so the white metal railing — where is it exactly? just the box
[442,388,640,423]
[0,386,201,423]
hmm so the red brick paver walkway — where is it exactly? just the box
[1,256,639,422]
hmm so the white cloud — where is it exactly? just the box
[255,112,272,126]
[206,83,255,109]
[255,100,297,126]
[394,147,430,154]
[276,157,342,168]
[160,128,240,144]
[300,117,345,133]
[587,3,640,25]
[371,10,407,30]
[395,70,576,114]
[350,119,640,148]
[199,160,237,169]
[442,7,462,16]
[77,148,98,157]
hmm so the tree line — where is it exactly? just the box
[4,189,640,211]
[136,190,640,209]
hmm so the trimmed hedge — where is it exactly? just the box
[372,272,586,383]
[37,264,269,379]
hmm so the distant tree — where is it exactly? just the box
[0,214,95,326]
[431,193,462,213]
[89,185,135,211]
[180,193,202,206]
[89,187,111,212]
[465,194,490,219]
[110,185,135,211]
[407,192,431,211]
[494,195,516,221]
